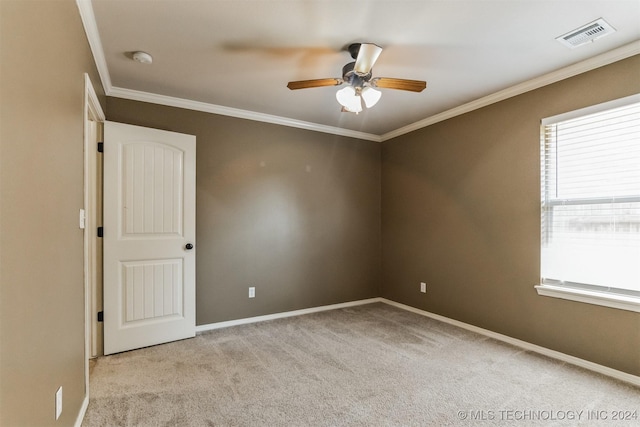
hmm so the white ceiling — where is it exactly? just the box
[84,0,640,140]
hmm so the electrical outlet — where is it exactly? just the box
[420,282,427,293]
[248,287,255,298]
[55,386,62,420]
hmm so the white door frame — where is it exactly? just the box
[83,73,105,409]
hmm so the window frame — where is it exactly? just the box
[535,93,640,313]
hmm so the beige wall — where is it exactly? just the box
[381,55,640,376]
[106,98,382,325]
[0,1,105,425]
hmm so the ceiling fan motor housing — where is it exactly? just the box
[342,62,371,88]
[348,43,362,59]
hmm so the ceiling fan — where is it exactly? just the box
[287,43,426,113]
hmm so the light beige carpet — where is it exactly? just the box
[83,303,639,426]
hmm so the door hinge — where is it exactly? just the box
[97,142,104,152]
[97,311,104,322]
[97,226,103,238]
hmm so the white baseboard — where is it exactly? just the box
[74,395,89,427]
[380,298,640,387]
[195,297,384,333]
[196,296,639,387]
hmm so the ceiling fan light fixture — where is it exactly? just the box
[336,86,363,113]
[287,41,426,113]
[361,87,381,108]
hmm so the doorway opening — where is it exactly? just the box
[83,74,105,399]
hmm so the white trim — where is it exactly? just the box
[541,92,640,125]
[85,74,106,123]
[76,0,640,143]
[380,41,640,141]
[76,0,112,94]
[379,298,640,387]
[74,395,89,427]
[108,87,382,142]
[535,284,640,313]
[195,298,384,332]
[81,74,105,427]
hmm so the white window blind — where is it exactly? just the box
[540,96,640,300]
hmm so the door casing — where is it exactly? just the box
[83,73,105,397]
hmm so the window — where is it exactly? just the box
[536,94,640,312]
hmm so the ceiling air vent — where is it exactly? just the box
[556,18,616,49]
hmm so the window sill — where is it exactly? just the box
[535,284,640,313]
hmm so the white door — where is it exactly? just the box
[103,121,196,355]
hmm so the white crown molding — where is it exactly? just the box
[76,0,112,94]
[109,87,382,142]
[76,0,378,141]
[77,0,639,143]
[380,40,640,141]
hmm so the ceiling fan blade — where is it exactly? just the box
[371,77,427,92]
[354,43,383,75]
[287,78,342,90]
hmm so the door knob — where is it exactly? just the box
[185,243,194,250]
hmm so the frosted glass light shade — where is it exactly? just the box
[361,87,381,108]
[336,86,362,113]
[346,96,363,113]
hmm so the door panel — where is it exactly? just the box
[121,259,183,323]
[103,121,196,355]
[122,143,183,235]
